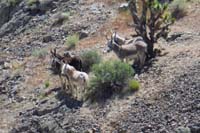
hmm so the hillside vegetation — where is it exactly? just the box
[0,0,200,132]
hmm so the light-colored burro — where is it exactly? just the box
[61,63,89,99]
[105,32,147,69]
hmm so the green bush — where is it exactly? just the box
[128,79,140,91]
[32,48,48,58]
[27,0,38,6]
[81,50,101,72]
[44,81,50,88]
[87,61,134,101]
[169,0,187,19]
[65,34,79,49]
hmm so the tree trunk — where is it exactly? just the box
[147,42,154,58]
[144,38,154,59]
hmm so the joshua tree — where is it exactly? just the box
[128,0,175,58]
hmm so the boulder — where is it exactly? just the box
[118,3,129,11]
[79,30,89,39]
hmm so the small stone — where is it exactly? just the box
[79,30,89,39]
[42,35,53,43]
[4,62,11,69]
[86,129,94,133]
[119,3,129,11]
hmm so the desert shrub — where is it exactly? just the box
[32,48,48,58]
[27,0,38,6]
[128,79,140,91]
[87,61,134,102]
[80,50,101,72]
[65,34,79,49]
[44,80,50,88]
[169,0,187,19]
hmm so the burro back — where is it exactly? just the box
[105,34,147,69]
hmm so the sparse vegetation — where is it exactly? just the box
[27,0,38,6]
[32,48,48,58]
[169,0,187,19]
[87,61,134,101]
[0,0,200,132]
[81,50,101,72]
[11,61,24,70]
[38,93,47,100]
[44,81,50,88]
[65,34,79,49]
[128,79,140,91]
[11,61,26,76]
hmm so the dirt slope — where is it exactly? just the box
[0,0,200,133]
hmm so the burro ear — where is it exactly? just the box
[110,29,114,34]
[54,47,56,54]
[102,31,109,41]
[50,49,56,58]
[50,48,53,54]
[114,31,117,38]
[105,35,110,41]
[61,59,65,65]
[110,29,117,36]
[111,34,113,41]
[50,47,57,55]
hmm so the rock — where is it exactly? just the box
[86,129,96,133]
[79,30,89,39]
[25,0,55,15]
[3,62,11,69]
[119,3,129,11]
[90,3,102,14]
[141,125,153,132]
[167,33,183,42]
[42,35,53,43]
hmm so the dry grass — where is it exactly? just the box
[79,10,133,49]
[23,56,59,90]
[24,9,134,96]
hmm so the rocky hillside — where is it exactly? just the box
[0,0,200,132]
